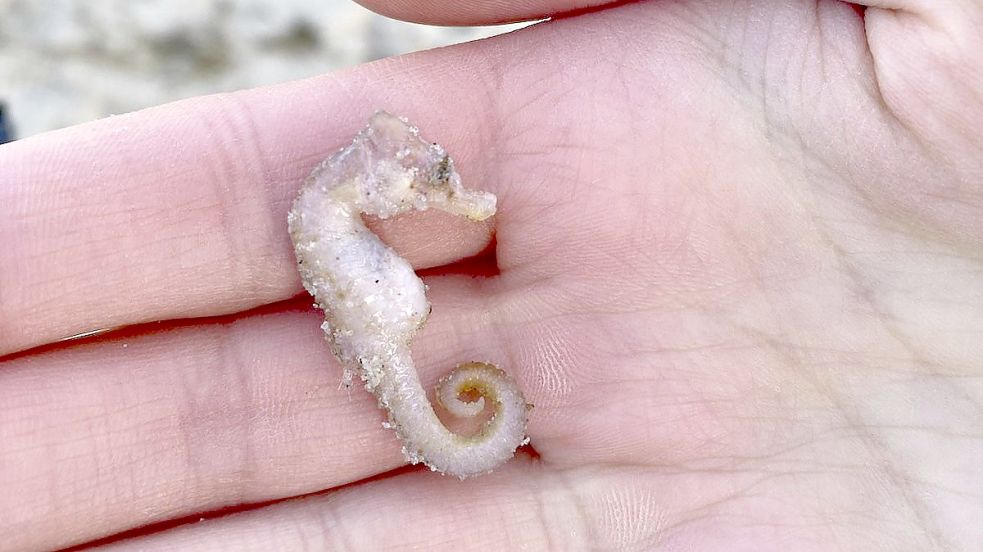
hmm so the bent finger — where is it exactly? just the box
[0,45,503,355]
[355,0,618,25]
[0,276,529,552]
[94,464,671,552]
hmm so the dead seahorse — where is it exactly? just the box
[287,111,529,478]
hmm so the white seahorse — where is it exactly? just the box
[287,111,530,478]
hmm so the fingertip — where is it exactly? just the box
[354,0,616,26]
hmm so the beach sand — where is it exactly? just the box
[0,0,520,137]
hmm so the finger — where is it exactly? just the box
[852,0,979,12]
[0,276,527,552]
[0,46,504,356]
[355,0,616,25]
[836,0,983,243]
[93,464,673,552]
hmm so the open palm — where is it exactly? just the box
[1,0,981,550]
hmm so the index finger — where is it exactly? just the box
[0,52,501,355]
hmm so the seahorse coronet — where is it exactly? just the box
[288,111,530,478]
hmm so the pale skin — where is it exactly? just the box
[0,0,980,550]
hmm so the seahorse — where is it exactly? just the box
[287,111,530,478]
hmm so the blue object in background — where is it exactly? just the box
[0,101,13,144]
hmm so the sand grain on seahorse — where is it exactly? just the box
[287,111,529,478]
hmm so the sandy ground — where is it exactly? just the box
[0,0,521,138]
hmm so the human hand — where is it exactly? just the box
[1,0,980,550]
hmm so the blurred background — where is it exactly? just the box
[0,0,524,139]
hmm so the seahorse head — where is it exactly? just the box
[357,111,496,221]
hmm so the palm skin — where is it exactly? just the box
[0,0,980,550]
